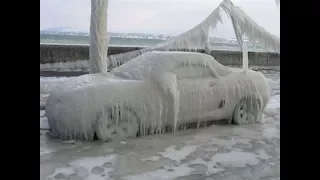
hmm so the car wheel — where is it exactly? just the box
[232,97,260,125]
[95,107,139,141]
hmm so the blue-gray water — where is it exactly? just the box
[40,34,272,52]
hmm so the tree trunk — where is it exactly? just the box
[89,0,109,73]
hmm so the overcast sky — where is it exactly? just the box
[40,0,279,38]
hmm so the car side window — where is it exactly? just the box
[171,65,219,80]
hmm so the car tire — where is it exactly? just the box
[95,107,139,141]
[232,96,260,125]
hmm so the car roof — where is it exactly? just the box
[111,51,231,80]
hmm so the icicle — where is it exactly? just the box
[162,73,180,132]
[158,98,163,134]
[242,42,249,73]
[90,0,109,73]
[230,15,243,51]
[116,104,119,128]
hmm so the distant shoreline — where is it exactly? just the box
[40,42,149,48]
[39,43,271,53]
[40,34,271,52]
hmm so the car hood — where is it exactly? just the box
[46,73,164,109]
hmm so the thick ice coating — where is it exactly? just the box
[46,51,270,141]
[89,0,109,73]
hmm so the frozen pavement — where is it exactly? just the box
[40,71,280,180]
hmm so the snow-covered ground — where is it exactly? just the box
[40,71,280,180]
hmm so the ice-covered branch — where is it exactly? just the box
[160,4,223,53]
[108,0,280,69]
[90,0,109,73]
[221,0,280,52]
[242,42,249,73]
[108,1,224,69]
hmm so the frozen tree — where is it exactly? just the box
[89,0,109,73]
[108,0,280,69]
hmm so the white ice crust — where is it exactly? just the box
[46,51,270,140]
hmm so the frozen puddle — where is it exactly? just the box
[40,72,280,180]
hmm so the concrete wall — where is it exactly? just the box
[40,43,280,66]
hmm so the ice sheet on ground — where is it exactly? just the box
[211,151,259,167]
[122,164,195,180]
[47,155,117,180]
[157,145,198,165]
[141,156,161,162]
[40,71,280,180]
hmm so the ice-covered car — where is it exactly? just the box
[46,51,270,141]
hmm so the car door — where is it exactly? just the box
[171,65,224,123]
